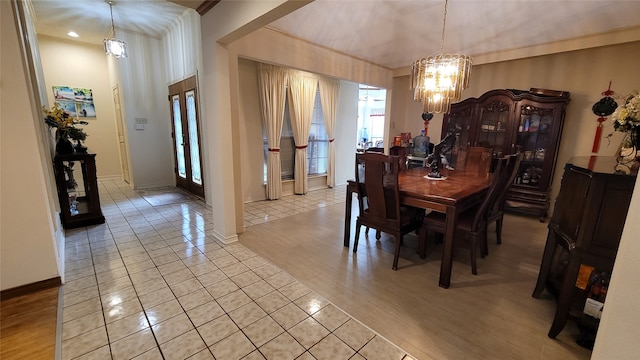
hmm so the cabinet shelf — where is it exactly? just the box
[518,130,549,135]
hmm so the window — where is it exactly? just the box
[263,88,329,182]
[307,90,328,175]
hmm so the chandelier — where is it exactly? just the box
[103,1,128,58]
[410,0,471,113]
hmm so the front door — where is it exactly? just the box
[168,75,205,198]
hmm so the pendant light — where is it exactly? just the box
[410,0,471,113]
[103,1,128,59]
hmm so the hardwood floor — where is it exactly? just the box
[238,199,593,360]
[0,287,60,359]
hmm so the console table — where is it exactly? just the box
[53,152,105,229]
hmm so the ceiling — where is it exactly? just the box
[31,0,640,70]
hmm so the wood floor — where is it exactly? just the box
[238,199,593,360]
[0,287,60,360]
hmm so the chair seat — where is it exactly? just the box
[361,205,424,232]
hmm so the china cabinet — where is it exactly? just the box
[53,152,105,229]
[442,88,570,221]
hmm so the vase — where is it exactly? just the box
[631,126,640,153]
[56,138,74,155]
[74,140,88,154]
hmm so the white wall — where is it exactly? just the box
[1,1,60,290]
[333,80,359,187]
[37,35,122,178]
[237,58,265,202]
[117,30,174,189]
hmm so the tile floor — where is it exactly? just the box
[61,179,412,359]
[242,186,346,228]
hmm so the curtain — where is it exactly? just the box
[318,77,340,187]
[288,72,317,194]
[258,63,287,199]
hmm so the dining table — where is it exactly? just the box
[343,166,493,288]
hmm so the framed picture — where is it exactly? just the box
[57,100,77,117]
[53,86,96,118]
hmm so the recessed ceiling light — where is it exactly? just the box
[67,31,79,38]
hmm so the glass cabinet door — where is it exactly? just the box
[514,103,556,189]
[476,99,512,157]
[442,102,475,167]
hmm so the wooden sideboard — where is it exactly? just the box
[532,156,637,342]
[53,152,105,229]
[443,88,570,221]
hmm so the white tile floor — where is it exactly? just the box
[242,186,346,228]
[61,179,413,359]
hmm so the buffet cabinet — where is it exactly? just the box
[532,157,636,342]
[53,152,105,229]
[442,88,570,221]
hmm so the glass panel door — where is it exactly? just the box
[186,90,202,185]
[173,94,187,180]
[477,100,511,157]
[168,76,205,198]
[514,103,554,189]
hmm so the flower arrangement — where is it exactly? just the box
[43,103,88,142]
[611,91,640,148]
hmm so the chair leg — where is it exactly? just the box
[417,225,428,259]
[496,216,504,244]
[353,220,362,253]
[481,228,488,258]
[392,234,402,270]
[376,230,381,240]
[365,226,370,235]
[470,239,478,275]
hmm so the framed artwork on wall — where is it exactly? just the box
[52,85,95,118]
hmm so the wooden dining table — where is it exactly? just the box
[343,166,493,288]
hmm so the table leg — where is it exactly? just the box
[344,187,353,247]
[439,206,456,288]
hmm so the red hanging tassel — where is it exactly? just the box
[591,82,616,153]
[592,117,606,153]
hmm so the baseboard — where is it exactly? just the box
[0,277,62,301]
[97,175,124,181]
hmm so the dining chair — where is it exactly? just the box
[420,156,510,275]
[486,152,523,246]
[458,146,493,175]
[362,146,408,238]
[390,146,407,170]
[353,152,424,270]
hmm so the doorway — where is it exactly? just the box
[357,85,386,149]
[168,75,205,199]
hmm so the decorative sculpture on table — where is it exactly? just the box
[426,129,458,179]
